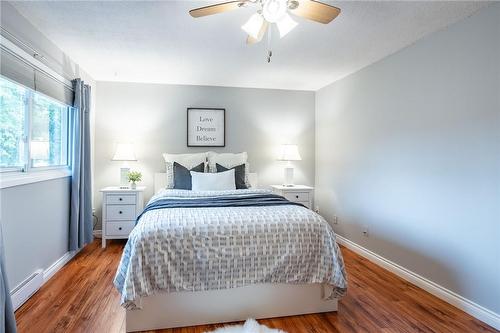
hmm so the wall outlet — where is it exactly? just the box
[362,225,369,237]
[333,216,338,224]
[92,207,96,214]
[314,206,320,214]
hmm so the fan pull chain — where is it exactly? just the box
[267,25,273,63]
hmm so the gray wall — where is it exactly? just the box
[0,178,71,288]
[0,3,95,291]
[94,82,315,220]
[316,4,500,314]
[1,1,97,205]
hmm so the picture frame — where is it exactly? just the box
[187,108,226,147]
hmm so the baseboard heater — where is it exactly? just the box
[10,269,44,311]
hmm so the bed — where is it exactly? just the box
[114,172,347,332]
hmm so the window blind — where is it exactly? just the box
[0,45,74,105]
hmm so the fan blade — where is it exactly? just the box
[189,1,245,18]
[246,22,268,44]
[290,0,340,24]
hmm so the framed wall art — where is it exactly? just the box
[187,108,225,147]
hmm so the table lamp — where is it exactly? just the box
[30,141,49,163]
[112,143,137,188]
[277,144,301,187]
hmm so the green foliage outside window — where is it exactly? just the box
[0,78,26,168]
[0,76,70,170]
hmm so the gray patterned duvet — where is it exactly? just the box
[114,189,347,310]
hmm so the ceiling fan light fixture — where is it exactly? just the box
[241,13,265,39]
[190,0,341,60]
[262,0,288,23]
[276,13,297,38]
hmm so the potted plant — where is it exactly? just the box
[127,171,142,189]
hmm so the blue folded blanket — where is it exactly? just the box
[136,193,305,224]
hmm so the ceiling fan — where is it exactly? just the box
[189,0,341,62]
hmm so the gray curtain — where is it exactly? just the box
[0,225,17,333]
[69,78,93,251]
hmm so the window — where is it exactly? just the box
[0,76,71,172]
[31,93,69,168]
[0,77,27,170]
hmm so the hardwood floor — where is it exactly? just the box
[15,240,498,333]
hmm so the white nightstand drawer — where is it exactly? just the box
[270,185,313,211]
[107,194,136,205]
[106,221,135,236]
[101,186,145,248]
[284,192,310,202]
[107,205,136,220]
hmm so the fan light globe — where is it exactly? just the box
[276,13,297,38]
[242,13,265,39]
[262,0,288,23]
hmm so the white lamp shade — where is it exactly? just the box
[30,141,49,160]
[242,13,265,40]
[277,144,302,161]
[112,143,137,161]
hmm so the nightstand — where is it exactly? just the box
[100,186,145,248]
[270,185,314,209]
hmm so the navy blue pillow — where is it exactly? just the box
[173,162,205,190]
[216,163,248,189]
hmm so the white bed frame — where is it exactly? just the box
[125,173,339,332]
[127,283,337,332]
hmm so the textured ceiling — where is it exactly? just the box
[11,1,488,90]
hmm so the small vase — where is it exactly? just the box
[130,182,137,189]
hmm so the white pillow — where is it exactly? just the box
[207,152,251,188]
[191,169,236,191]
[162,152,207,188]
[207,151,247,171]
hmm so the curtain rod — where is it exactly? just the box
[1,26,74,90]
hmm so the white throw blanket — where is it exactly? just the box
[206,319,286,333]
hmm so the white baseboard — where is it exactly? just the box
[10,269,44,310]
[93,229,102,238]
[336,235,500,330]
[11,249,79,311]
[43,250,78,283]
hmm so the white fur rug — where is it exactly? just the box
[206,319,286,333]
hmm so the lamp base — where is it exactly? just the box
[283,166,294,187]
[120,167,130,188]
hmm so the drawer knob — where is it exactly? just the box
[118,227,122,230]
[296,195,299,199]
[119,198,123,201]
[119,211,123,214]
